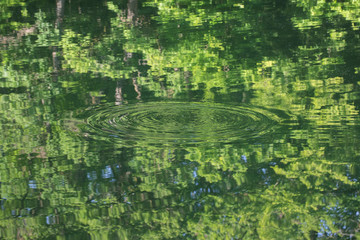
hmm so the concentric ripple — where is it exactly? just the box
[80,102,280,145]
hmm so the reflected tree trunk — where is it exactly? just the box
[118,0,142,102]
[115,81,124,105]
[47,0,65,158]
[127,0,138,24]
[133,74,141,100]
[52,0,65,73]
[55,0,65,30]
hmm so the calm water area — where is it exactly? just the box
[1,0,360,239]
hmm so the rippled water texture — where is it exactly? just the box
[80,102,280,145]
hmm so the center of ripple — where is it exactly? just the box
[82,102,279,145]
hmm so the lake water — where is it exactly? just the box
[1,0,360,239]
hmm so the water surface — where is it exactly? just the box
[1,0,360,239]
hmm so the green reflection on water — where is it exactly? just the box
[1,0,360,239]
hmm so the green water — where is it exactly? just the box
[1,0,360,239]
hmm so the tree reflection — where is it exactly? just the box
[0,0,360,239]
